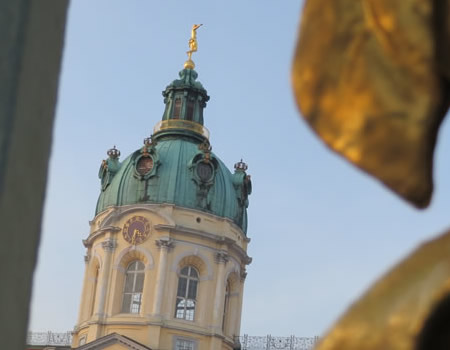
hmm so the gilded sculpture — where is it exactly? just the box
[291,1,450,349]
[184,24,203,69]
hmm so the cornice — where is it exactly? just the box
[155,224,251,264]
[94,204,250,242]
[83,226,120,247]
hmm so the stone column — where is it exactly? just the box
[234,272,247,337]
[76,254,91,324]
[209,251,229,350]
[96,238,116,319]
[212,251,229,330]
[152,238,174,317]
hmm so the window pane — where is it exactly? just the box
[121,294,131,313]
[135,272,144,292]
[176,339,195,350]
[173,98,182,119]
[186,299,195,321]
[186,101,194,121]
[189,267,198,278]
[135,261,145,271]
[124,273,134,293]
[128,261,137,271]
[131,293,141,313]
[177,277,187,297]
[187,280,197,299]
[175,298,185,319]
[175,266,199,321]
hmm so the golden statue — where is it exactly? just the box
[184,24,203,69]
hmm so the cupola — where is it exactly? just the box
[153,68,210,142]
[95,24,252,232]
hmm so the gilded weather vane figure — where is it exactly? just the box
[184,24,202,69]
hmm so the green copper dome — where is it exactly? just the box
[96,69,251,232]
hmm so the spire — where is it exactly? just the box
[153,25,210,142]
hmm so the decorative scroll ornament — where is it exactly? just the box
[155,237,174,251]
[101,238,117,252]
[292,0,450,208]
[134,136,159,180]
[215,251,229,264]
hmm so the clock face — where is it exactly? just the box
[122,216,151,245]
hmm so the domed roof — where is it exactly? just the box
[96,69,251,232]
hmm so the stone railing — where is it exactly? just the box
[27,331,72,346]
[26,332,319,349]
[236,335,320,350]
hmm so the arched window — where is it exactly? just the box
[121,261,145,314]
[173,98,182,119]
[222,280,231,331]
[175,266,199,321]
[186,100,194,121]
[90,265,99,316]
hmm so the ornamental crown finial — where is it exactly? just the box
[234,159,248,172]
[184,24,203,70]
[143,136,153,146]
[107,145,120,159]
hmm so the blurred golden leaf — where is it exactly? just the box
[313,229,450,350]
[292,0,450,208]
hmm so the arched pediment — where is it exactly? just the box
[113,245,154,271]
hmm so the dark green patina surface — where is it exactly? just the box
[96,69,251,232]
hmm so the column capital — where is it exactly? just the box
[155,237,174,251]
[215,251,229,264]
[101,238,117,252]
[84,254,90,263]
[240,270,247,281]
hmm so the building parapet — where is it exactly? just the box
[27,331,72,347]
[236,335,320,350]
[26,332,320,349]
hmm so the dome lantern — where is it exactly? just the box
[153,69,210,142]
[153,24,210,142]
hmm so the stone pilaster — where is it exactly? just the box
[211,251,229,334]
[151,238,174,317]
[95,238,117,322]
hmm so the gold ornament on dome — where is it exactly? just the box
[184,24,202,69]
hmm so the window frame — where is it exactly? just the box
[121,260,145,314]
[222,280,231,332]
[173,97,182,119]
[174,265,199,321]
[173,336,197,350]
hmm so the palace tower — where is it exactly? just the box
[71,43,252,350]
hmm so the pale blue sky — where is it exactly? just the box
[30,1,450,337]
